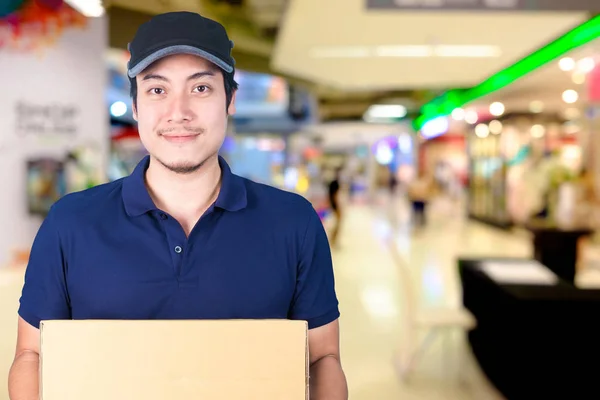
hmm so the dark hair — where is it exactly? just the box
[129,69,238,112]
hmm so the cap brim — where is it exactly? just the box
[127,45,234,78]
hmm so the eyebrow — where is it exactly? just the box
[142,74,169,82]
[187,70,216,81]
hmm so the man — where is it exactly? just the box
[9,11,347,400]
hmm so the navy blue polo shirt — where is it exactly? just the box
[19,156,340,330]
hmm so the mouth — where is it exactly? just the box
[160,133,201,144]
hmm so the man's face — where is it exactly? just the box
[133,54,236,174]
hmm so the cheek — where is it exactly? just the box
[196,101,227,130]
[137,102,163,127]
[135,106,161,146]
[206,113,228,141]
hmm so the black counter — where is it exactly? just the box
[459,257,600,400]
[525,219,592,283]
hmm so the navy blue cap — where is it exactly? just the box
[127,11,235,78]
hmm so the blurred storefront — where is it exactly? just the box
[289,122,417,209]
[418,129,468,200]
[467,114,583,228]
[0,5,108,266]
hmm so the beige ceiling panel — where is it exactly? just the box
[272,0,589,90]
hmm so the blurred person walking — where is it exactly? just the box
[9,11,347,400]
[328,167,344,249]
[407,170,435,228]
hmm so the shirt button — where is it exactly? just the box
[159,213,168,220]
[174,246,183,254]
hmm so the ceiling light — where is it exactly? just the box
[564,107,581,120]
[562,89,579,104]
[531,124,546,138]
[559,57,576,71]
[465,110,478,124]
[375,45,432,57]
[65,0,105,17]
[110,101,127,117]
[475,124,489,138]
[572,71,586,84]
[365,104,407,119]
[311,44,501,59]
[529,101,544,113]
[489,120,503,134]
[434,45,501,58]
[490,102,505,116]
[451,108,465,121]
[577,57,595,73]
[421,116,449,139]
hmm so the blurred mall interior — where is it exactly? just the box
[3,0,600,399]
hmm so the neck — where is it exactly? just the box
[145,154,222,219]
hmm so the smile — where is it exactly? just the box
[161,134,200,143]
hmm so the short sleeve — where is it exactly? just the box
[18,207,71,329]
[288,207,340,329]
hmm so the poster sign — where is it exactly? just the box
[15,101,80,137]
[366,0,600,11]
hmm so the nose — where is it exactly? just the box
[167,94,195,124]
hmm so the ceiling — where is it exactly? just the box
[104,0,595,122]
[273,0,588,90]
[469,38,600,119]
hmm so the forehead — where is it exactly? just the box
[140,54,220,77]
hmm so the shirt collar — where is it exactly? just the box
[122,155,247,217]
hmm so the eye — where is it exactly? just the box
[149,88,164,95]
[194,85,210,93]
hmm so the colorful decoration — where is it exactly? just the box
[0,0,25,18]
[0,0,87,53]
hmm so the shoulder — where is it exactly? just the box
[243,177,316,215]
[239,177,322,238]
[48,179,125,225]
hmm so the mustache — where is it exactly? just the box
[158,127,205,135]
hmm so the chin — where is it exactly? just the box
[156,157,206,175]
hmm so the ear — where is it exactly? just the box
[227,91,237,115]
[132,102,138,121]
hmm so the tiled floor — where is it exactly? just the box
[0,194,533,399]
[333,195,531,399]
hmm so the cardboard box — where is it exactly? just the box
[40,319,309,400]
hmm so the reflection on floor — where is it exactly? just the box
[333,196,530,399]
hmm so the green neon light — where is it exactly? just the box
[413,15,600,131]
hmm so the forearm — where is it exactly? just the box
[8,351,39,400]
[309,355,348,400]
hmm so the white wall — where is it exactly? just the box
[0,17,108,267]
